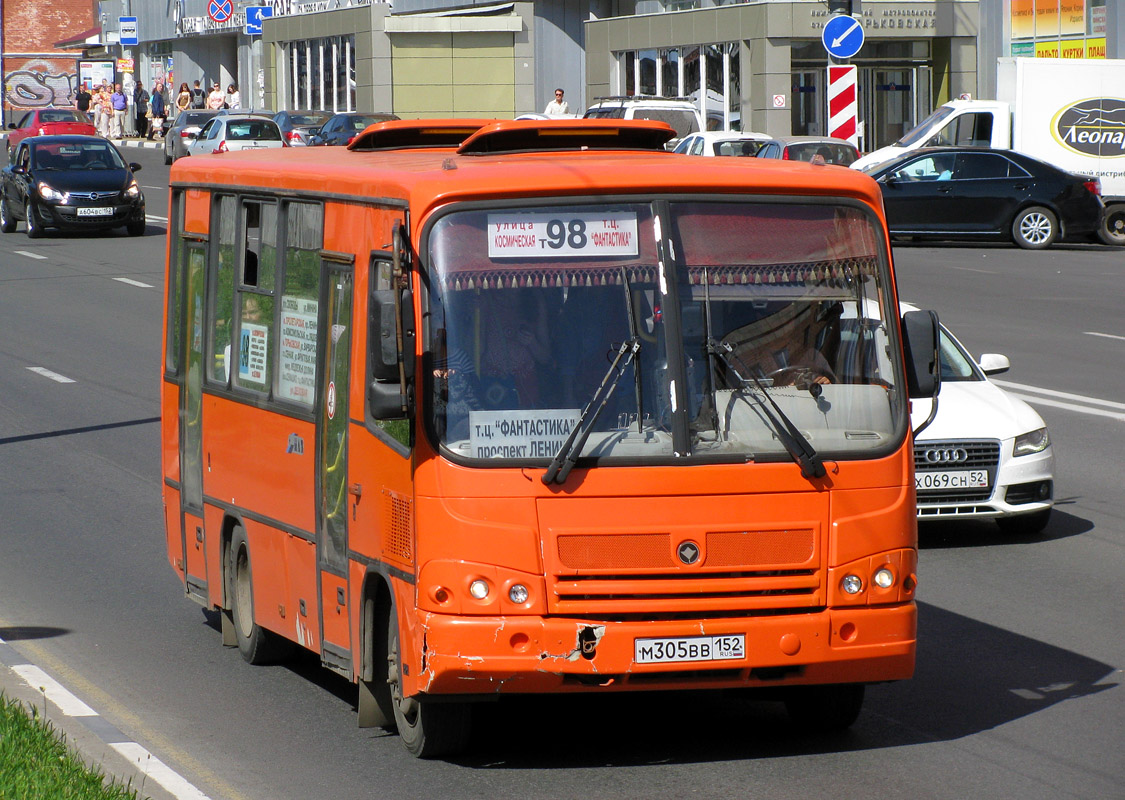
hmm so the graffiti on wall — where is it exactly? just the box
[4,62,78,109]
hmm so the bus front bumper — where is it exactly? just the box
[412,603,915,695]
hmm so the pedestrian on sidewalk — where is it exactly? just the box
[149,82,167,140]
[75,83,92,115]
[207,83,226,110]
[110,83,128,139]
[191,80,206,109]
[176,83,192,119]
[226,83,241,110]
[133,82,150,137]
[94,86,112,137]
[544,88,570,115]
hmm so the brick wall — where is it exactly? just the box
[3,0,96,112]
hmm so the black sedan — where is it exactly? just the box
[1,135,145,238]
[308,112,399,146]
[864,146,1103,249]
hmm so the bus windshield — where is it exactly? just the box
[426,199,903,465]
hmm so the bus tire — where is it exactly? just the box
[386,609,471,758]
[229,524,293,665]
[1011,206,1057,249]
[784,683,865,734]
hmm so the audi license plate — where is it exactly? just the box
[76,207,113,217]
[634,634,745,665]
[916,470,988,491]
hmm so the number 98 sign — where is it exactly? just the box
[488,211,639,258]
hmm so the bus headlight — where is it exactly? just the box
[1013,428,1049,456]
[873,567,895,589]
[469,579,490,600]
[508,584,529,604]
[841,574,864,594]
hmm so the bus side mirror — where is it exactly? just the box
[902,309,941,399]
[368,287,416,420]
[369,289,399,382]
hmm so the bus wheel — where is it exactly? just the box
[784,683,865,734]
[229,525,293,665]
[386,610,471,758]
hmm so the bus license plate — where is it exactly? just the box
[915,470,988,491]
[77,206,113,217]
[634,635,745,665]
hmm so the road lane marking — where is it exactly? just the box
[113,277,154,288]
[111,743,213,800]
[993,379,1125,422]
[1,636,216,800]
[15,250,47,260]
[10,664,98,716]
[148,214,168,222]
[992,380,1125,411]
[1085,331,1125,342]
[26,366,76,383]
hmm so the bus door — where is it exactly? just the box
[180,243,210,602]
[316,263,354,672]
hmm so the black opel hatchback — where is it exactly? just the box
[1,134,146,238]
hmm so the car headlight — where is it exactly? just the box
[37,181,67,203]
[125,180,142,199]
[1013,427,1050,456]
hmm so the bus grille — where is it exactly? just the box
[914,439,1000,504]
[550,529,821,615]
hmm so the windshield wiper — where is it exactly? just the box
[543,270,642,485]
[706,338,826,480]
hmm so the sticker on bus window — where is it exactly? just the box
[239,322,269,384]
[468,409,581,459]
[487,212,639,258]
[279,296,319,405]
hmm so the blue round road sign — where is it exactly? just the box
[822,14,865,60]
[208,0,233,23]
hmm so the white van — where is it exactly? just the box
[584,96,703,149]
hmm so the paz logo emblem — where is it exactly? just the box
[677,541,700,565]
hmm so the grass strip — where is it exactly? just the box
[0,692,139,800]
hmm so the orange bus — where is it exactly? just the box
[161,118,939,757]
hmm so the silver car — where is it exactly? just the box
[163,110,220,165]
[273,110,332,146]
[184,115,287,157]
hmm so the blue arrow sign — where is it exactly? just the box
[245,5,273,35]
[822,14,865,60]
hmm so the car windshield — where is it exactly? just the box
[788,143,858,165]
[291,113,330,126]
[39,110,85,124]
[34,141,126,170]
[714,139,763,157]
[426,199,905,466]
[181,112,216,126]
[894,105,956,147]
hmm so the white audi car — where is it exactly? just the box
[907,305,1054,533]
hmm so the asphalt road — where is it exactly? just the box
[1,149,1121,800]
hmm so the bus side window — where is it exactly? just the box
[208,195,237,384]
[276,202,323,407]
[233,201,278,394]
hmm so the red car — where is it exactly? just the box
[5,108,97,153]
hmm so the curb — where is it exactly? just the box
[0,634,206,800]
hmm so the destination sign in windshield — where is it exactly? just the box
[487,212,639,258]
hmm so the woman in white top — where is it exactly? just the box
[207,83,226,110]
[226,83,242,110]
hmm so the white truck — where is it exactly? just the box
[853,58,1125,245]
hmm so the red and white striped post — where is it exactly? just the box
[827,64,858,147]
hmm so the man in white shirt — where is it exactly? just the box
[543,88,570,115]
